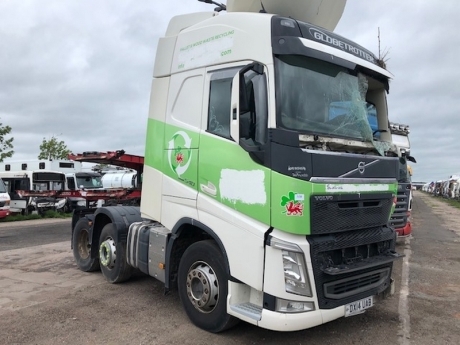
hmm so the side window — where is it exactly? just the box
[207,77,232,138]
[67,177,76,190]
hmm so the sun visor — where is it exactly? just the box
[227,0,347,31]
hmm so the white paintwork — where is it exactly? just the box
[0,178,10,218]
[392,134,410,150]
[165,12,215,37]
[101,171,137,189]
[162,175,197,201]
[258,307,344,331]
[167,70,204,133]
[171,13,273,74]
[219,169,267,205]
[177,31,234,71]
[0,160,82,174]
[148,78,169,122]
[326,184,391,193]
[140,166,162,222]
[227,0,346,31]
[197,192,267,290]
[161,195,199,233]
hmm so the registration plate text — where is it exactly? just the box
[345,296,373,317]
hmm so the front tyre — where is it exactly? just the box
[99,223,133,283]
[178,240,238,333]
[72,218,100,272]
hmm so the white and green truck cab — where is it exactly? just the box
[72,0,403,333]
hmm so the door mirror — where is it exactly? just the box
[230,62,268,151]
[407,155,417,163]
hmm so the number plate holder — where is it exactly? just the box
[345,296,374,317]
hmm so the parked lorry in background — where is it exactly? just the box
[0,159,81,174]
[24,0,406,333]
[0,170,66,214]
[388,123,416,237]
[449,175,460,199]
[0,177,11,219]
[65,171,104,211]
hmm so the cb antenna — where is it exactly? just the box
[198,0,226,12]
[260,1,267,13]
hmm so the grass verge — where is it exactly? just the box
[0,210,72,223]
[422,192,460,209]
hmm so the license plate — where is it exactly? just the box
[345,296,373,317]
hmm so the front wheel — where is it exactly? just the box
[178,240,238,333]
[99,223,133,283]
[72,218,100,272]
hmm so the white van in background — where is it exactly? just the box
[0,177,10,219]
[0,170,66,214]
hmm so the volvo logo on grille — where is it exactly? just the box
[339,160,379,178]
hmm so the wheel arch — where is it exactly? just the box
[89,206,142,258]
[165,218,231,291]
[71,211,95,250]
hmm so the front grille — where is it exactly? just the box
[310,193,393,235]
[0,201,4,207]
[389,187,410,229]
[324,268,390,299]
[308,226,396,309]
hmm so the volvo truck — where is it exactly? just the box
[70,0,403,333]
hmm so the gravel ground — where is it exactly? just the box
[0,193,459,344]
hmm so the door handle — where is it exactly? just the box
[200,182,217,197]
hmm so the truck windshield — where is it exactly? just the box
[76,176,103,188]
[275,55,374,142]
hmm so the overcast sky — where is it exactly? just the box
[1,0,459,182]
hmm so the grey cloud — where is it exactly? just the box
[1,0,459,183]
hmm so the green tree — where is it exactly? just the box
[38,135,72,160]
[0,120,14,162]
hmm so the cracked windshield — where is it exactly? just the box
[276,55,374,143]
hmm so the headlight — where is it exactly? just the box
[77,200,86,206]
[56,199,66,208]
[271,238,312,297]
[4,200,9,206]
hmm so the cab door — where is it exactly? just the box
[197,63,271,226]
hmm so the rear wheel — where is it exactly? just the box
[99,223,132,283]
[178,240,238,333]
[72,218,100,272]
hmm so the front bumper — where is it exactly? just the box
[395,222,412,237]
[258,304,350,331]
[0,209,10,219]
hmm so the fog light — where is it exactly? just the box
[276,298,315,313]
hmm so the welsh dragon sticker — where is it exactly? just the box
[281,192,304,216]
